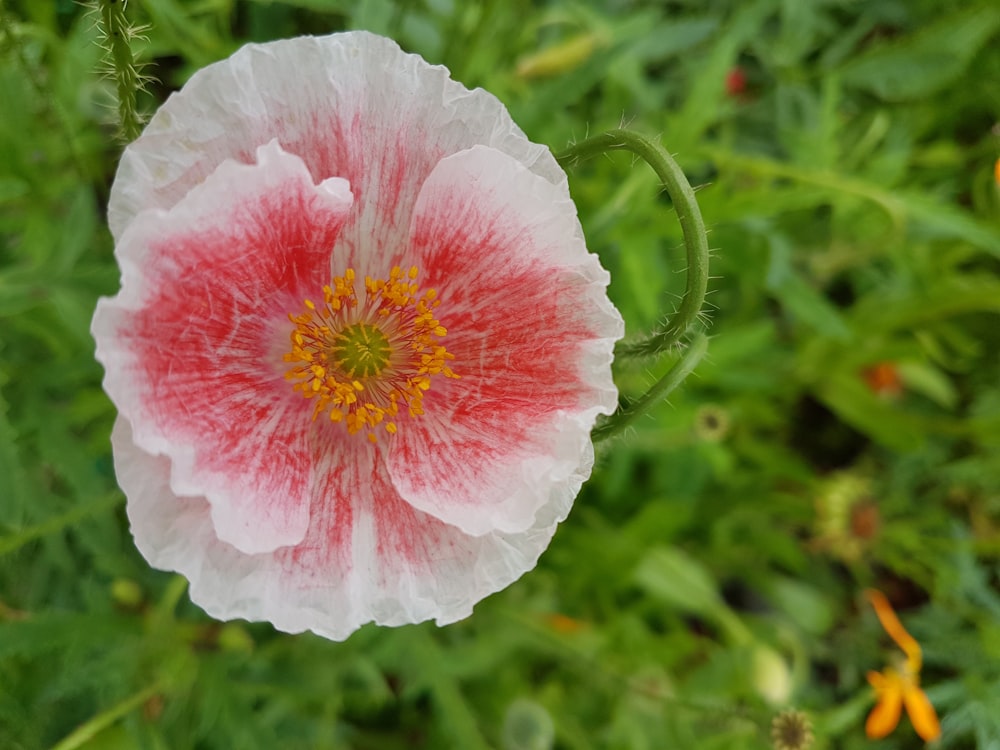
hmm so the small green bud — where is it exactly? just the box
[110,578,144,608]
[516,33,605,80]
[502,699,555,750]
[217,622,255,653]
[753,645,792,706]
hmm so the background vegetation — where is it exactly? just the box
[1,0,999,748]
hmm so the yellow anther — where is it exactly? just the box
[283,266,455,441]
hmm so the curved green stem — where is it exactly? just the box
[556,130,711,442]
[50,679,163,750]
[555,129,710,358]
[592,333,708,443]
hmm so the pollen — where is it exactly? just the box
[284,266,458,441]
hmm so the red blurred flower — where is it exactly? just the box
[725,67,747,97]
[862,362,903,398]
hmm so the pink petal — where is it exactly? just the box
[93,141,353,553]
[386,146,622,536]
[115,415,560,640]
[109,31,566,278]
[98,32,624,638]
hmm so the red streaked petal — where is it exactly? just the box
[109,33,564,261]
[386,145,621,535]
[115,416,561,640]
[98,31,624,640]
[94,141,353,554]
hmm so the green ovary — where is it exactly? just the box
[330,323,393,379]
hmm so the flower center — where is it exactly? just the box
[331,323,392,379]
[284,266,458,442]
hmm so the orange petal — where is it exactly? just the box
[866,683,903,739]
[903,684,942,742]
[866,589,922,668]
[867,669,890,690]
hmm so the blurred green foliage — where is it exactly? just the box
[1,0,999,748]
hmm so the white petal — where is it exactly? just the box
[109,31,567,279]
[94,141,353,554]
[115,416,562,641]
[385,145,622,536]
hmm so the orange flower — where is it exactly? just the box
[864,589,941,742]
[862,362,903,398]
[545,613,586,634]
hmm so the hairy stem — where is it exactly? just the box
[555,130,711,442]
[555,129,710,358]
[592,333,708,442]
[97,0,144,141]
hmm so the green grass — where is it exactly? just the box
[2,0,999,748]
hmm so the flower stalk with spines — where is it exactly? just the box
[94,0,148,142]
[556,130,711,443]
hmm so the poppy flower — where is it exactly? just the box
[864,589,941,742]
[92,32,622,640]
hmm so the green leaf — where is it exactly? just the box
[244,0,348,10]
[634,545,722,616]
[53,186,98,272]
[765,577,834,635]
[0,387,29,529]
[384,629,492,750]
[898,191,1000,257]
[0,492,122,557]
[0,177,29,203]
[770,272,852,340]
[839,5,1000,101]
[848,276,1000,333]
[897,360,959,409]
[0,611,127,660]
[765,231,852,339]
[812,370,927,451]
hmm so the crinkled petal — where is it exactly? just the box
[109,31,567,279]
[98,31,623,639]
[94,141,353,554]
[115,416,561,640]
[385,145,621,535]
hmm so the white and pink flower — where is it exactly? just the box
[92,31,622,640]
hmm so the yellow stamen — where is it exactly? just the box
[283,267,459,441]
